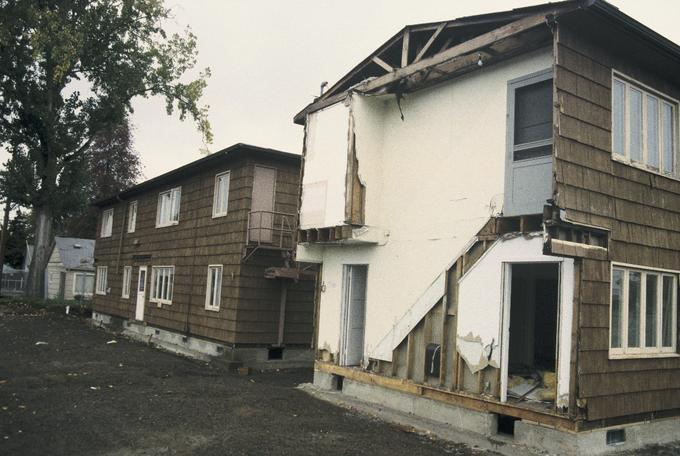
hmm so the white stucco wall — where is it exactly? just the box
[299,47,554,361]
[299,102,350,229]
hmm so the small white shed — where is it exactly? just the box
[45,237,96,300]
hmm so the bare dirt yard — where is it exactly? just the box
[0,301,486,456]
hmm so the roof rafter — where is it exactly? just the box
[414,22,447,64]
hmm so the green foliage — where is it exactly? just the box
[0,0,212,211]
[4,209,29,268]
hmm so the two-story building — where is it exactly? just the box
[92,143,316,368]
[296,1,680,453]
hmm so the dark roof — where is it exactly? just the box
[294,0,680,124]
[53,237,95,271]
[94,143,300,207]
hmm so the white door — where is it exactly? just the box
[250,166,276,243]
[340,265,368,366]
[135,266,147,321]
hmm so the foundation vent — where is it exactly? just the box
[606,429,626,446]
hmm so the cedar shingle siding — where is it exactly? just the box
[93,147,315,347]
[554,19,680,422]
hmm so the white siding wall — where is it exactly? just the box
[298,48,554,361]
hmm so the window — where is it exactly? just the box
[100,209,113,238]
[73,273,94,297]
[612,74,678,177]
[122,266,132,298]
[127,201,137,233]
[205,265,223,311]
[156,187,181,227]
[213,171,231,217]
[511,76,553,161]
[150,266,174,304]
[610,264,678,357]
[95,266,108,295]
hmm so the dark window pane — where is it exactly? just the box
[513,144,552,161]
[662,276,675,347]
[611,269,624,348]
[628,271,641,348]
[514,79,553,145]
[645,274,658,347]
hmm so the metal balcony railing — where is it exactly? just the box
[244,211,296,260]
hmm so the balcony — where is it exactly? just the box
[242,211,296,262]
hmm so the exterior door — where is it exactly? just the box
[250,166,276,243]
[340,265,368,366]
[135,266,147,321]
[58,272,66,299]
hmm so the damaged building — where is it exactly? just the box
[92,143,316,368]
[295,0,680,453]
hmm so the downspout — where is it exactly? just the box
[114,195,126,273]
[183,209,199,336]
[276,282,288,346]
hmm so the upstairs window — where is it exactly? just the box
[213,171,231,217]
[511,76,553,161]
[610,264,677,357]
[612,74,678,177]
[156,187,181,227]
[100,209,113,238]
[127,201,138,233]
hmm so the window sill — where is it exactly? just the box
[205,305,220,312]
[155,222,179,229]
[609,352,679,360]
[211,212,228,219]
[150,299,172,306]
[100,235,112,238]
[611,154,680,182]
[95,291,106,296]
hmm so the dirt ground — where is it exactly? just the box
[0,303,489,456]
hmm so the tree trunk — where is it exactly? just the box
[0,200,11,296]
[26,205,53,298]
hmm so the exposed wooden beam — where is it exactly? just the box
[401,29,410,67]
[414,22,447,64]
[359,12,553,94]
[371,56,394,73]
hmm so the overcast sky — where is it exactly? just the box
[131,0,680,180]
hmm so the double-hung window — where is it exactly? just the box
[610,264,678,357]
[150,266,174,304]
[73,272,95,297]
[127,201,138,233]
[213,171,231,217]
[95,266,108,295]
[100,209,113,238]
[612,73,678,177]
[122,266,132,298]
[205,265,223,311]
[156,187,181,227]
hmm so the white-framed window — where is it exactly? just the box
[610,264,678,358]
[73,272,95,297]
[612,72,678,177]
[122,266,132,298]
[509,71,553,162]
[150,266,174,304]
[212,171,231,217]
[156,187,181,227]
[127,201,138,233]
[205,265,223,311]
[95,266,108,295]
[100,209,114,238]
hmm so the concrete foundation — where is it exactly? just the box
[92,311,314,369]
[311,369,680,455]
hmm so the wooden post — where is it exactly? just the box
[0,199,11,295]
[277,283,288,346]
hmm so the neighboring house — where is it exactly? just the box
[296,1,680,453]
[91,143,316,367]
[45,237,95,300]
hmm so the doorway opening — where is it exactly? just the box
[506,263,559,405]
[339,265,368,367]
